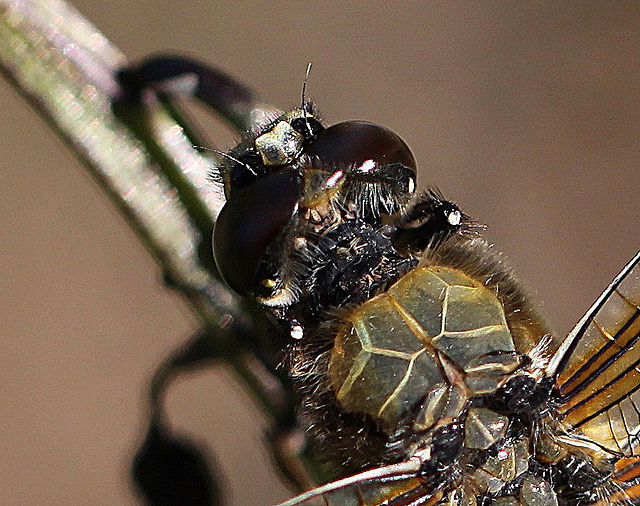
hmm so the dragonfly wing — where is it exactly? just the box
[549,251,640,456]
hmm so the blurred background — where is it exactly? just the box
[1,2,639,504]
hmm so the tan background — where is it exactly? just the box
[1,2,639,505]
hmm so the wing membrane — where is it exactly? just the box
[551,252,640,455]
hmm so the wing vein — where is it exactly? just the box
[559,308,640,400]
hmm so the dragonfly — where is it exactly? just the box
[119,55,640,505]
[2,4,638,501]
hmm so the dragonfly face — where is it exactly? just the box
[120,56,640,505]
[213,107,427,301]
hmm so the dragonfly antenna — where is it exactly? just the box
[300,62,313,137]
[193,145,257,175]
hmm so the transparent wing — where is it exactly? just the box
[549,251,640,456]
[276,460,445,506]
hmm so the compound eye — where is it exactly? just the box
[290,116,324,139]
[305,120,417,175]
[227,152,263,195]
[213,169,301,295]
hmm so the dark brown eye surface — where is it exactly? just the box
[213,169,301,294]
[227,152,264,195]
[290,116,324,138]
[305,120,417,174]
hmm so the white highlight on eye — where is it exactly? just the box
[325,170,344,188]
[448,210,462,226]
[408,178,415,194]
[359,159,376,172]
